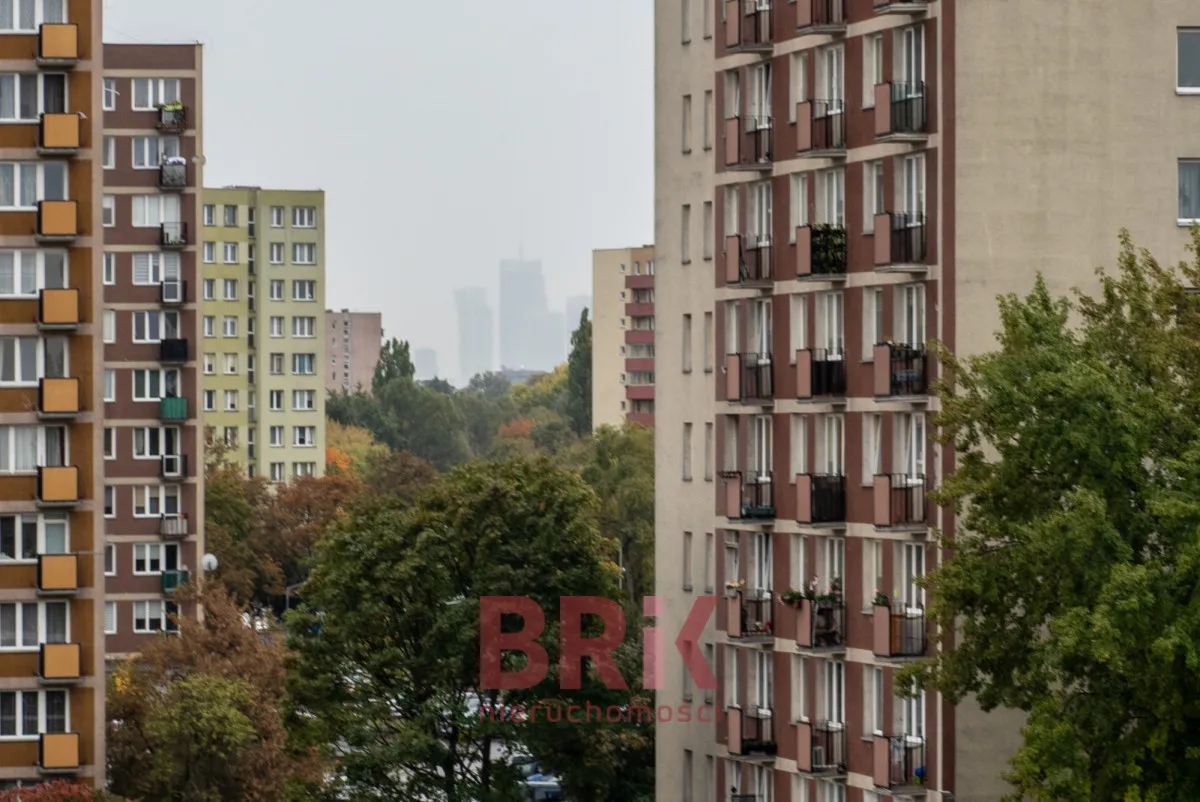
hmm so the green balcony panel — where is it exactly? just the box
[159,397,188,421]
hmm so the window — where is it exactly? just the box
[102,310,115,343]
[269,353,284,375]
[702,422,713,481]
[269,242,284,264]
[132,252,180,286]
[1180,161,1200,223]
[224,390,238,411]
[898,153,926,219]
[203,390,215,411]
[789,173,808,243]
[269,463,285,482]
[790,414,808,478]
[901,681,926,741]
[102,78,116,110]
[269,390,283,411]
[132,310,180,343]
[202,353,214,375]
[293,389,315,410]
[864,287,884,358]
[202,242,214,263]
[292,279,316,301]
[105,602,116,635]
[269,426,284,447]
[202,316,214,338]
[1180,30,1200,92]
[102,428,115,460]
[865,34,883,106]
[293,243,315,264]
[820,536,844,593]
[223,353,237,375]
[822,659,844,725]
[133,600,178,633]
[681,204,691,263]
[131,78,179,110]
[293,426,316,447]
[203,204,215,226]
[899,283,925,347]
[131,135,179,169]
[703,89,713,149]
[292,317,315,337]
[222,316,238,337]
[269,316,283,337]
[748,181,771,246]
[818,168,844,227]
[103,369,114,402]
[682,94,692,152]
[790,52,808,122]
[131,369,179,402]
[200,278,214,301]
[863,413,882,482]
[817,414,843,476]
[682,422,693,481]
[223,243,238,264]
[101,252,114,285]
[818,44,844,104]
[725,301,739,355]
[266,280,282,301]
[899,541,926,607]
[748,62,771,126]
[133,542,179,574]
[101,136,114,169]
[223,205,237,226]
[222,426,237,446]
[293,354,315,375]
[896,24,925,88]
[0,73,66,121]
[0,514,67,561]
[815,291,844,357]
[294,462,317,478]
[864,160,884,232]
[102,195,115,227]
[0,337,57,385]
[724,184,740,238]
[101,486,115,518]
[131,194,180,227]
[899,412,926,479]
[862,538,884,610]
[292,206,316,227]
[270,206,284,227]
[219,278,237,300]
[0,687,70,737]
[0,162,65,209]
[682,314,693,372]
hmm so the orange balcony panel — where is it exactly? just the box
[38,288,78,328]
[40,642,80,681]
[38,377,79,416]
[38,24,78,63]
[37,200,77,239]
[39,732,79,772]
[38,554,77,593]
[40,113,79,151]
[37,466,78,505]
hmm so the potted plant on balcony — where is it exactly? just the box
[725,578,745,597]
[780,588,806,608]
[809,222,848,274]
[156,100,183,112]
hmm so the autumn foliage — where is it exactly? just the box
[497,418,533,438]
[0,782,120,801]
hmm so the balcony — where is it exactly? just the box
[37,24,79,67]
[795,720,847,775]
[159,338,189,364]
[38,113,80,156]
[37,288,79,330]
[36,200,77,243]
[725,0,773,53]
[796,100,845,157]
[160,279,187,305]
[720,471,775,521]
[161,454,187,481]
[37,553,77,594]
[159,396,188,421]
[796,0,847,33]
[725,234,772,288]
[37,466,78,507]
[873,343,927,398]
[38,732,79,774]
[39,643,81,683]
[162,570,190,594]
[795,474,845,526]
[724,116,772,171]
[727,706,776,760]
[792,594,845,651]
[873,473,927,529]
[873,735,928,793]
[160,514,189,539]
[872,602,928,659]
[874,212,928,271]
[726,353,774,403]
[873,0,929,15]
[726,589,773,642]
[160,222,187,249]
[795,349,846,401]
[795,224,847,280]
[38,378,80,419]
[157,104,188,131]
[159,160,187,191]
[874,82,929,141]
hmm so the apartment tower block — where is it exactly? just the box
[656,0,1200,800]
[592,246,656,428]
[325,309,382,394]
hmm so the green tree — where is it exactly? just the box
[468,371,512,401]
[422,376,457,395]
[373,338,415,392]
[453,388,515,458]
[907,230,1200,800]
[564,308,592,435]
[286,456,619,802]
[328,381,471,470]
[511,363,567,416]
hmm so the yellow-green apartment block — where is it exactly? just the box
[199,187,326,481]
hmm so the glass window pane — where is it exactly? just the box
[44,691,65,733]
[17,337,34,382]
[42,162,66,202]
[20,520,35,560]
[44,603,66,643]
[0,693,14,737]
[20,691,37,736]
[1181,31,1200,89]
[17,74,35,120]
[0,604,11,647]
[20,603,35,646]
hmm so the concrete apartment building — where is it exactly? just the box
[325,309,382,394]
[199,187,326,482]
[655,1,1200,801]
[100,43,205,672]
[0,2,105,784]
[592,246,656,428]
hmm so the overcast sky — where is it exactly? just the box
[105,0,653,378]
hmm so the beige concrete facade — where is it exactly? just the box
[325,309,382,394]
[655,1,1200,800]
[592,246,657,429]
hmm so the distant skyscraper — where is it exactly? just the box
[414,348,439,380]
[455,287,494,383]
[499,258,555,370]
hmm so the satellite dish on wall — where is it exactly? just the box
[202,553,219,572]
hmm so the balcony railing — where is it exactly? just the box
[38,113,80,154]
[729,707,776,758]
[160,514,188,539]
[726,0,772,51]
[37,23,79,66]
[873,343,927,397]
[162,569,190,594]
[36,200,77,242]
[36,466,78,507]
[159,161,187,191]
[725,234,772,286]
[796,0,847,31]
[873,735,927,790]
[796,348,846,400]
[725,116,773,169]
[38,377,79,419]
[795,473,845,525]
[38,732,79,773]
[159,396,188,421]
[159,338,189,364]
[720,471,775,520]
[796,224,847,279]
[160,222,187,249]
[727,353,774,402]
[873,473,927,528]
[874,212,928,269]
[157,105,188,131]
[160,279,186,305]
[37,288,79,330]
[796,720,847,774]
[727,590,773,640]
[874,81,928,139]
[39,642,81,683]
[872,602,928,658]
[794,595,845,651]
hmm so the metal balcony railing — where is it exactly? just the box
[873,602,928,658]
[721,470,775,520]
[886,81,927,135]
[810,349,846,397]
[810,721,847,773]
[879,343,927,397]
[732,353,774,402]
[810,99,845,152]
[809,473,846,523]
[874,473,927,528]
[887,212,928,265]
[808,224,847,277]
[874,734,927,789]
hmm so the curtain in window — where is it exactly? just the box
[43,337,65,379]
[18,163,34,207]
[43,0,64,23]
[1181,163,1200,221]
[132,253,152,284]
[12,427,34,471]
[44,603,66,644]
[163,252,181,280]
[19,604,34,647]
[45,691,66,733]
[43,427,65,468]
[0,693,13,736]
[43,251,65,289]
[0,339,12,382]
[42,74,65,115]
[17,0,33,30]
[42,162,65,202]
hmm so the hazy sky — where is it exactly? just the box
[105,0,653,378]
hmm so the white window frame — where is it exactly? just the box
[749,181,771,246]
[748,63,771,128]
[0,514,69,563]
[864,34,883,107]
[101,136,114,170]
[899,411,926,481]
[751,531,771,596]
[866,666,884,736]
[899,541,925,612]
[819,536,844,594]
[130,135,179,169]
[898,153,926,219]
[130,78,180,111]
[270,206,284,227]
[292,243,316,264]
[292,206,316,228]
[895,25,925,90]
[292,316,315,338]
[0,162,66,210]
[104,601,116,635]
[822,659,844,726]
[131,310,180,344]
[863,286,883,359]
[131,194,181,227]
[862,538,884,610]
[1179,160,1200,224]
[132,485,179,518]
[130,368,179,402]
[222,316,238,338]
[899,283,925,347]
[131,252,180,286]
[102,78,117,111]
[815,290,844,358]
[790,414,808,478]
[132,541,179,575]
[789,173,808,244]
[863,413,882,483]
[789,52,808,122]
[817,168,844,227]
[752,414,772,479]
[818,44,844,104]
[133,599,178,634]
[292,280,315,301]
[292,389,315,411]
[202,204,215,226]
[223,243,238,264]
[899,681,925,742]
[817,414,844,476]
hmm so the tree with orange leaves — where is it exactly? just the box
[0,781,123,801]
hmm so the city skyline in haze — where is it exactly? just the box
[103,0,653,382]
